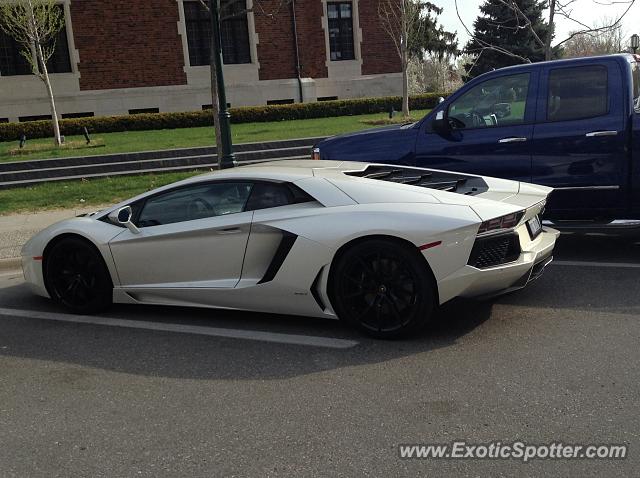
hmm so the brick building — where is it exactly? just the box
[0,0,402,123]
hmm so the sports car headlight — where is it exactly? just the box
[477,210,525,236]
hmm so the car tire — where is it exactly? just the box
[330,239,436,339]
[44,237,113,314]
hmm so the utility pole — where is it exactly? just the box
[209,0,237,169]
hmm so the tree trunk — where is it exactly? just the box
[36,42,61,146]
[210,33,224,170]
[545,0,556,61]
[401,55,409,117]
[401,1,409,118]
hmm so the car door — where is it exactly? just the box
[414,70,536,182]
[531,61,627,219]
[108,181,254,289]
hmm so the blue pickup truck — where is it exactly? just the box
[313,54,640,223]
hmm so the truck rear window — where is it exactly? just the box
[547,65,608,122]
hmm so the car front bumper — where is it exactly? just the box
[22,255,48,298]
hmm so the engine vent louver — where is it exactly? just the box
[468,233,521,269]
[346,165,488,195]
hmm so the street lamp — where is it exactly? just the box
[631,34,639,54]
[209,0,237,169]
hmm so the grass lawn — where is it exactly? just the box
[0,171,201,215]
[0,109,429,163]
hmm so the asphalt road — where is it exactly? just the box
[0,233,639,477]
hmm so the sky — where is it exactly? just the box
[434,0,640,48]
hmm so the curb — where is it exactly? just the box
[0,257,21,272]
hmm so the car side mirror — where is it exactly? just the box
[109,206,140,234]
[431,110,450,134]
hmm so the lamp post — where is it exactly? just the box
[631,34,639,54]
[209,0,237,169]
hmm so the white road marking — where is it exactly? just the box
[0,307,359,349]
[552,260,640,269]
[0,271,21,278]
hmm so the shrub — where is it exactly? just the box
[0,92,447,142]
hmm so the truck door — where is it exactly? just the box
[415,71,536,182]
[632,60,640,216]
[531,61,627,220]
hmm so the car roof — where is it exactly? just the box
[183,160,366,183]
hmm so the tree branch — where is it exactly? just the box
[454,0,532,63]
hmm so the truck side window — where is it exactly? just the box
[447,73,530,129]
[547,66,608,122]
[632,62,640,113]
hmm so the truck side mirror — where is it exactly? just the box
[431,110,450,133]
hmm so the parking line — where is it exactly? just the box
[552,260,640,269]
[0,307,359,349]
[0,271,21,278]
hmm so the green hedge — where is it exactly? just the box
[0,92,447,142]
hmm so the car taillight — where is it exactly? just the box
[311,147,320,160]
[477,211,525,235]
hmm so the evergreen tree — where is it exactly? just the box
[464,0,555,79]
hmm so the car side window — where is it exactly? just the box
[245,182,314,211]
[137,182,253,227]
[448,73,530,129]
[547,65,608,122]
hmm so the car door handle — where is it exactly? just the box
[585,130,618,137]
[217,227,242,235]
[498,137,527,143]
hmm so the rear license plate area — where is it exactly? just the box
[527,215,542,239]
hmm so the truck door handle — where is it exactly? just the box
[498,137,527,143]
[585,130,618,137]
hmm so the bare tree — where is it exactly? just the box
[379,0,420,117]
[456,0,635,66]
[409,51,465,94]
[547,0,635,59]
[562,17,626,57]
[198,0,291,167]
[0,0,66,145]
[378,0,456,117]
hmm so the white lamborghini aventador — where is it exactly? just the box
[22,160,558,338]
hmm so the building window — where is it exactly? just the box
[267,99,295,105]
[183,0,251,66]
[0,5,71,76]
[62,112,95,119]
[129,108,160,115]
[327,2,355,61]
[0,32,31,76]
[19,115,52,122]
[47,26,72,74]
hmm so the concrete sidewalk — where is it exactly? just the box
[0,205,108,270]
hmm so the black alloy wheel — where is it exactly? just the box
[330,239,436,339]
[44,237,113,314]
